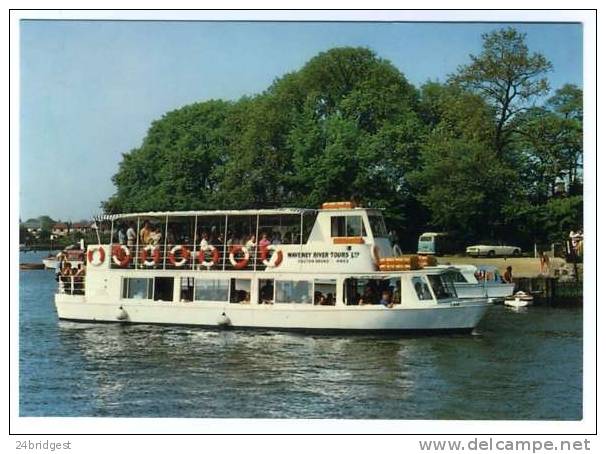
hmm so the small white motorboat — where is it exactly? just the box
[504,291,534,308]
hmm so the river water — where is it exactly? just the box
[19,251,582,419]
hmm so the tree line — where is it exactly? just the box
[103,28,583,251]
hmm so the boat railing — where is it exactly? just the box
[109,243,275,272]
[57,275,86,295]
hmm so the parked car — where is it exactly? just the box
[466,242,522,257]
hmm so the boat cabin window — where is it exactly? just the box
[180,277,194,302]
[258,214,303,245]
[314,279,336,306]
[448,271,468,283]
[195,278,229,302]
[258,279,274,304]
[227,216,258,248]
[275,280,312,304]
[427,274,457,300]
[331,216,367,237]
[122,277,153,300]
[154,277,174,302]
[344,277,401,306]
[368,214,388,238]
[411,276,433,301]
[230,278,251,304]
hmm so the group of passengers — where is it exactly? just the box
[356,282,400,308]
[116,222,297,252]
[56,257,86,294]
[314,292,336,306]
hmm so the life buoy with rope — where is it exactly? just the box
[260,245,283,268]
[112,245,131,268]
[198,245,220,268]
[229,245,249,270]
[87,246,105,266]
[140,245,161,267]
[168,245,191,267]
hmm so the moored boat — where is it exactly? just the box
[504,291,534,308]
[54,203,489,333]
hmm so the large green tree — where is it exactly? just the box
[450,27,552,157]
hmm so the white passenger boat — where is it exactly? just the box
[448,265,515,303]
[54,203,489,333]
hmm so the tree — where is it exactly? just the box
[450,27,552,156]
[103,100,232,212]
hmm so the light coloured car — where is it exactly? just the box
[466,243,521,257]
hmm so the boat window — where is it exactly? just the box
[331,216,346,237]
[314,279,336,306]
[275,280,312,304]
[427,274,457,300]
[121,277,153,300]
[180,277,195,302]
[258,279,274,304]
[301,212,317,244]
[258,214,302,245]
[154,277,174,302]
[411,276,433,301]
[368,215,388,238]
[226,215,258,249]
[195,279,229,302]
[449,271,468,283]
[344,277,401,306]
[230,278,251,304]
[331,216,367,237]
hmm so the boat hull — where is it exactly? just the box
[54,295,489,332]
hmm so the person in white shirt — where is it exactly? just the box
[126,223,136,247]
[245,234,256,251]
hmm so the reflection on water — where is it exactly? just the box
[19,252,582,419]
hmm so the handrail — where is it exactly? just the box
[57,275,86,295]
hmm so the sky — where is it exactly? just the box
[19,20,583,222]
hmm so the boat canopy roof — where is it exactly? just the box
[98,208,317,221]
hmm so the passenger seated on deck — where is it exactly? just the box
[260,282,274,304]
[199,232,209,249]
[150,227,162,245]
[245,234,256,251]
[358,286,375,305]
[139,220,152,245]
[379,291,394,308]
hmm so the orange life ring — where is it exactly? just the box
[229,245,249,270]
[87,246,105,266]
[168,245,191,267]
[198,245,220,268]
[112,245,131,267]
[260,245,283,268]
[140,245,161,267]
